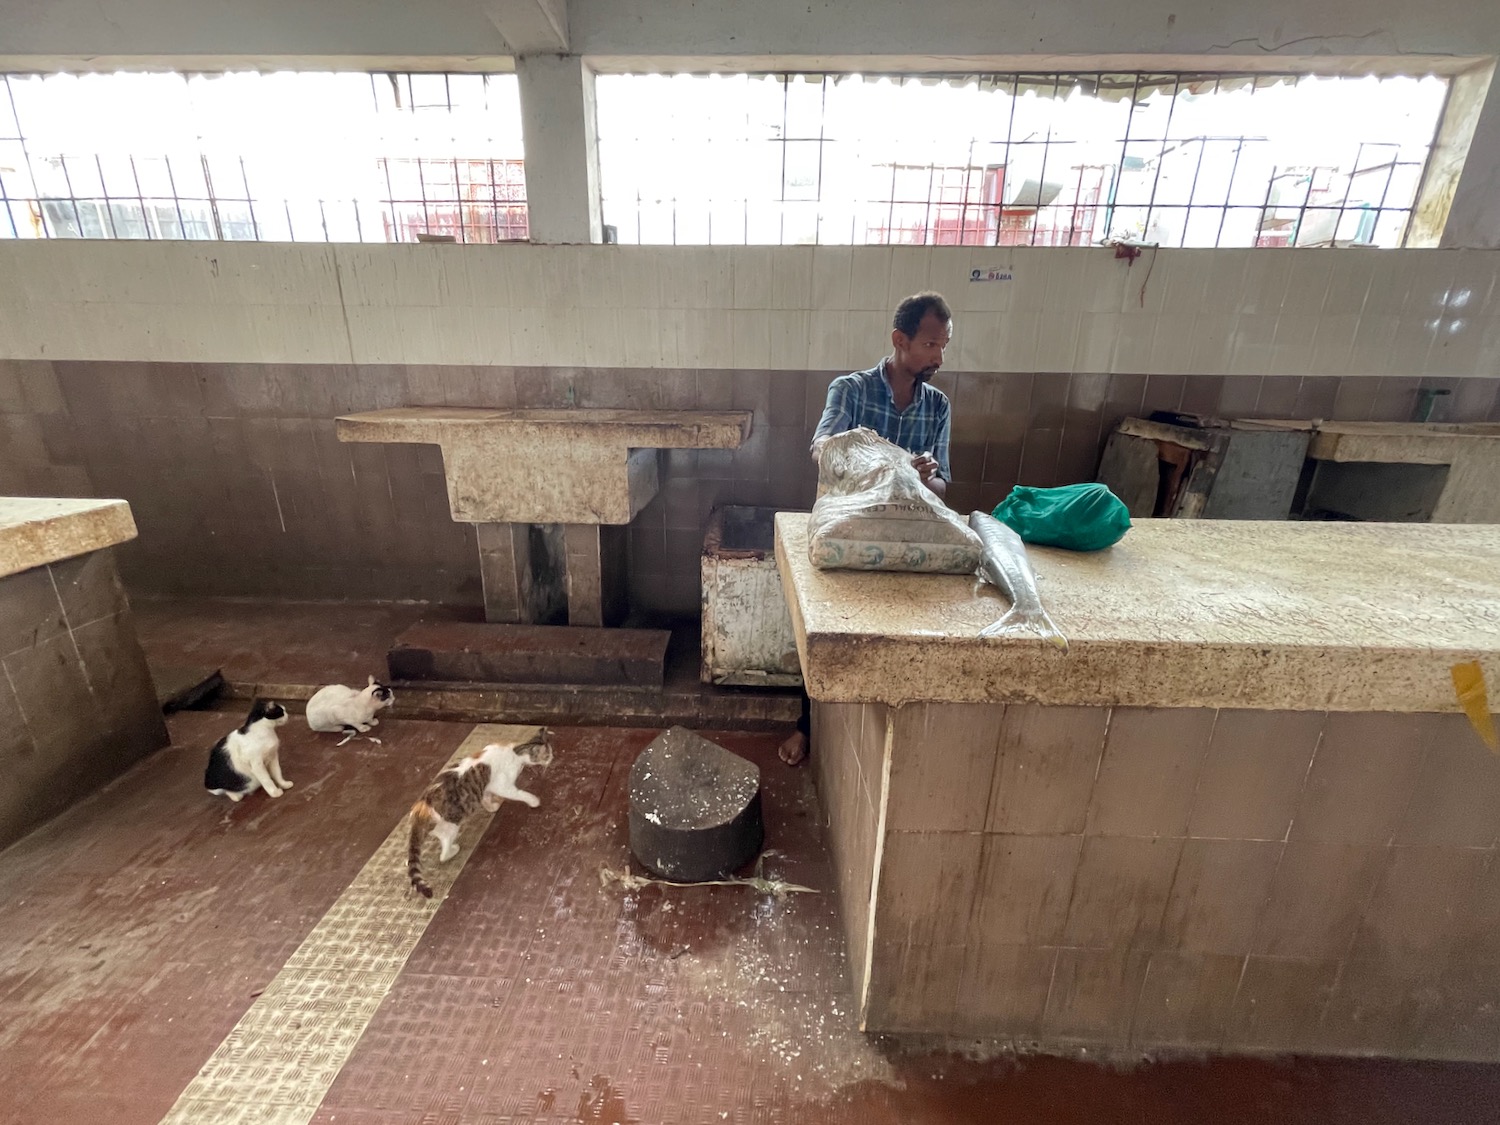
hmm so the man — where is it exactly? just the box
[809,290,953,498]
[779,291,955,766]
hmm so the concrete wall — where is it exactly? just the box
[817,699,1500,1058]
[2,243,1497,614]
[0,549,168,849]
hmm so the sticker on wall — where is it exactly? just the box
[970,266,1015,283]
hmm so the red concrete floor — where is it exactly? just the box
[2,714,1499,1124]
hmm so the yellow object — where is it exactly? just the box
[1451,661,1499,753]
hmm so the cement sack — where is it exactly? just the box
[807,427,982,573]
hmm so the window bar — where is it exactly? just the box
[923,162,937,245]
[1182,138,1210,247]
[94,156,120,239]
[4,76,42,237]
[203,155,226,240]
[992,75,1021,246]
[127,156,150,239]
[240,157,261,240]
[451,156,462,242]
[1257,167,1280,248]
[284,199,296,241]
[318,199,330,242]
[1330,140,1367,244]
[1370,150,1405,247]
[1027,74,1064,247]
[160,156,188,240]
[381,157,399,242]
[353,197,365,243]
[1104,72,1144,244]
[1140,76,1184,245]
[57,156,87,240]
[1291,168,1318,248]
[1213,137,1247,248]
[777,76,790,246]
[814,75,828,245]
[884,160,897,245]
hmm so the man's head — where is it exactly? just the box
[891,292,953,383]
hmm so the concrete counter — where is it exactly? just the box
[0,496,166,848]
[774,514,1500,712]
[775,512,1500,1060]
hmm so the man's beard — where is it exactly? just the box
[914,366,938,384]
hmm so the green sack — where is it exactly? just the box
[992,483,1132,552]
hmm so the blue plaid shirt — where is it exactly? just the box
[813,360,952,479]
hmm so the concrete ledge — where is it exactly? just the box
[776,512,1500,712]
[0,497,137,580]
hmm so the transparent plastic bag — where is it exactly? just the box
[806,428,981,572]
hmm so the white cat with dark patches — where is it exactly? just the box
[407,730,554,898]
[306,675,394,745]
[204,699,292,801]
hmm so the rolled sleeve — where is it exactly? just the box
[813,376,858,444]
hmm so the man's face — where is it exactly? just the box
[894,311,952,382]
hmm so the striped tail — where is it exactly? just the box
[407,801,435,898]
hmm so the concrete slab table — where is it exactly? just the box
[336,407,753,625]
[774,512,1500,1058]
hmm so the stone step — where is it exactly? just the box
[387,620,671,688]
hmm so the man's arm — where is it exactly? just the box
[810,378,855,466]
[918,398,952,498]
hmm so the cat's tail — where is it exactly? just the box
[407,800,435,899]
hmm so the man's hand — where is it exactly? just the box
[911,452,947,498]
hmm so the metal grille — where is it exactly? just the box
[596,72,1450,248]
[0,71,527,242]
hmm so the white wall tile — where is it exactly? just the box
[1269,316,1319,377]
[1074,313,1120,373]
[1187,316,1234,374]
[811,246,852,310]
[1034,312,1081,372]
[808,310,849,369]
[731,245,775,309]
[1321,254,1376,315]
[885,246,932,310]
[994,310,1039,371]
[847,246,894,311]
[769,310,811,369]
[769,246,813,310]
[1112,313,1157,372]
[1347,314,1401,376]
[731,308,772,367]
[1237,252,1291,316]
[1310,313,1358,376]
[1150,314,1199,375]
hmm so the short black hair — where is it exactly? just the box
[893,292,952,339]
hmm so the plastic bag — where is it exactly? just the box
[807,428,982,572]
[992,483,1132,552]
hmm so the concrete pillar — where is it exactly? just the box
[516,54,603,244]
[1439,65,1500,249]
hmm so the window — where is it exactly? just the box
[0,71,527,242]
[595,72,1451,248]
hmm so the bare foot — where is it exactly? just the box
[778,731,808,767]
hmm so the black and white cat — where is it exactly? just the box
[306,675,394,746]
[204,699,293,801]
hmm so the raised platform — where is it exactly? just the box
[134,599,800,732]
[387,620,671,687]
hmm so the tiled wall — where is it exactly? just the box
[4,359,1500,615]
[0,550,169,849]
[2,243,1499,379]
[817,700,1500,1059]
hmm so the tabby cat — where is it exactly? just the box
[406,730,554,898]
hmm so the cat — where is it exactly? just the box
[306,675,395,745]
[204,699,292,801]
[406,730,554,898]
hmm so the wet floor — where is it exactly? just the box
[1,710,1498,1124]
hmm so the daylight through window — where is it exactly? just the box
[595,72,1451,248]
[0,71,527,242]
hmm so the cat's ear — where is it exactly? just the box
[367,674,376,687]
